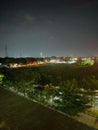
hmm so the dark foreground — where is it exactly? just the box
[0,87,97,130]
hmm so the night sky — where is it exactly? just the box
[0,0,98,57]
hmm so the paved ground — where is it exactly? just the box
[0,87,97,130]
[74,113,98,129]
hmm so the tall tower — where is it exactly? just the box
[40,52,43,58]
[5,44,8,57]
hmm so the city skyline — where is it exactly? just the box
[0,0,98,57]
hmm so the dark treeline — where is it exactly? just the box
[0,56,98,65]
[0,57,45,64]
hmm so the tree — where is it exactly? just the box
[82,58,94,66]
[0,74,4,85]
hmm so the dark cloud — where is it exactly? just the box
[0,0,97,57]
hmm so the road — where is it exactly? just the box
[74,113,98,129]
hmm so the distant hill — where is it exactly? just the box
[0,87,96,130]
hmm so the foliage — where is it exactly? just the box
[0,73,4,85]
[56,79,90,116]
[81,58,94,66]
[1,64,98,116]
